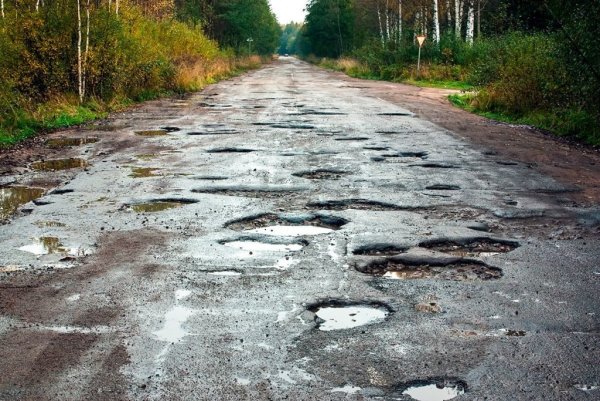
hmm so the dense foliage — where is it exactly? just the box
[0,0,279,145]
[298,0,600,145]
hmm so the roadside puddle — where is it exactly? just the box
[0,186,45,220]
[128,198,198,213]
[402,380,466,401]
[19,237,67,255]
[420,238,519,258]
[310,302,391,331]
[130,167,161,178]
[30,158,88,171]
[45,137,99,148]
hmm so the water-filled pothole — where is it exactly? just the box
[308,300,392,331]
[363,146,390,151]
[334,137,370,141]
[399,379,467,401]
[19,237,68,255]
[188,130,239,135]
[226,213,348,236]
[399,151,429,158]
[135,130,168,136]
[160,126,181,132]
[293,169,348,180]
[220,237,307,252]
[378,112,412,116]
[411,162,457,169]
[192,186,303,199]
[307,199,407,211]
[45,137,99,148]
[352,244,408,256]
[206,147,255,153]
[1,186,45,220]
[130,167,161,178]
[420,238,519,257]
[426,184,460,190]
[356,258,502,281]
[270,123,316,129]
[31,158,88,171]
[127,198,198,213]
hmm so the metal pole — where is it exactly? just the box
[417,46,421,78]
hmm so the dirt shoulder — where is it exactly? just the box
[337,73,600,206]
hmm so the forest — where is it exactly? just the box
[294,0,600,145]
[0,0,280,145]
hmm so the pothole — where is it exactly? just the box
[399,151,428,158]
[363,146,390,151]
[45,137,99,148]
[411,162,457,169]
[425,184,460,190]
[220,237,307,252]
[130,167,161,178]
[307,199,407,211]
[206,147,255,153]
[334,137,369,141]
[192,186,303,199]
[126,198,198,213]
[293,169,348,180]
[377,112,412,116]
[19,237,69,255]
[160,126,181,132]
[270,123,316,129]
[226,213,348,236]
[135,130,168,136]
[399,379,467,401]
[352,244,407,256]
[193,176,229,181]
[187,130,239,135]
[419,238,519,257]
[356,258,502,281]
[30,158,88,171]
[1,186,45,220]
[308,300,392,331]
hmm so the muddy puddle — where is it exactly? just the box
[400,379,467,401]
[420,238,519,257]
[45,137,99,148]
[226,213,348,236]
[309,301,391,331]
[293,169,348,180]
[30,158,88,171]
[135,130,168,136]
[128,198,198,213]
[0,186,45,220]
[19,237,69,255]
[307,199,407,211]
[130,167,161,178]
[357,258,502,281]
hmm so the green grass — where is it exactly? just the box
[404,79,473,91]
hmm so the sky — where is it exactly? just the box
[269,0,308,24]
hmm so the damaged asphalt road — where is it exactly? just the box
[0,57,599,401]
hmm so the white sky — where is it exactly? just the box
[269,0,308,24]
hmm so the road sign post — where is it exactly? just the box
[416,34,426,79]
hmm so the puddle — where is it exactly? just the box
[30,158,88,171]
[193,176,229,181]
[307,199,406,211]
[363,146,390,151]
[575,384,599,392]
[135,130,168,136]
[19,237,68,255]
[293,169,348,180]
[401,379,467,401]
[309,301,391,331]
[208,271,242,276]
[426,184,460,190]
[352,244,407,256]
[130,167,161,178]
[226,213,348,234]
[160,126,181,132]
[399,151,429,158]
[270,123,315,129]
[411,162,457,169]
[0,186,45,220]
[378,112,412,116]
[420,238,519,257]
[45,137,99,148]
[128,198,198,213]
[334,137,369,141]
[153,306,195,343]
[222,239,306,252]
[357,258,502,281]
[188,130,239,135]
[206,147,255,153]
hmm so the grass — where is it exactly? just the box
[404,79,473,91]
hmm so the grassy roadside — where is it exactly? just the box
[0,56,264,147]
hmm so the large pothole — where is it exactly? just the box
[225,213,348,236]
[355,257,502,281]
[396,378,467,401]
[352,244,408,256]
[192,186,304,199]
[206,147,255,153]
[45,137,99,148]
[219,236,308,252]
[307,199,408,211]
[1,186,46,221]
[307,300,392,331]
[30,158,88,171]
[293,169,349,180]
[125,198,198,213]
[419,238,519,257]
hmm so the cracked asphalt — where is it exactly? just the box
[1,57,599,401]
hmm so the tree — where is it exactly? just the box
[433,0,440,44]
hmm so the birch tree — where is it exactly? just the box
[377,1,384,45]
[465,0,474,44]
[433,0,440,45]
[1,0,4,18]
[397,0,402,43]
[77,0,83,102]
[454,0,463,38]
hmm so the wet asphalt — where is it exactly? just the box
[0,57,599,401]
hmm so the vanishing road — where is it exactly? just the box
[1,57,599,401]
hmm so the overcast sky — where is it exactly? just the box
[269,0,307,24]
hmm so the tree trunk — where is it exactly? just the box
[398,0,402,44]
[83,0,90,99]
[477,0,481,38]
[433,0,440,45]
[385,0,390,43]
[116,0,119,16]
[77,0,83,103]
[1,0,4,19]
[455,0,463,39]
[377,2,385,46]
[446,0,452,30]
[466,0,474,44]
